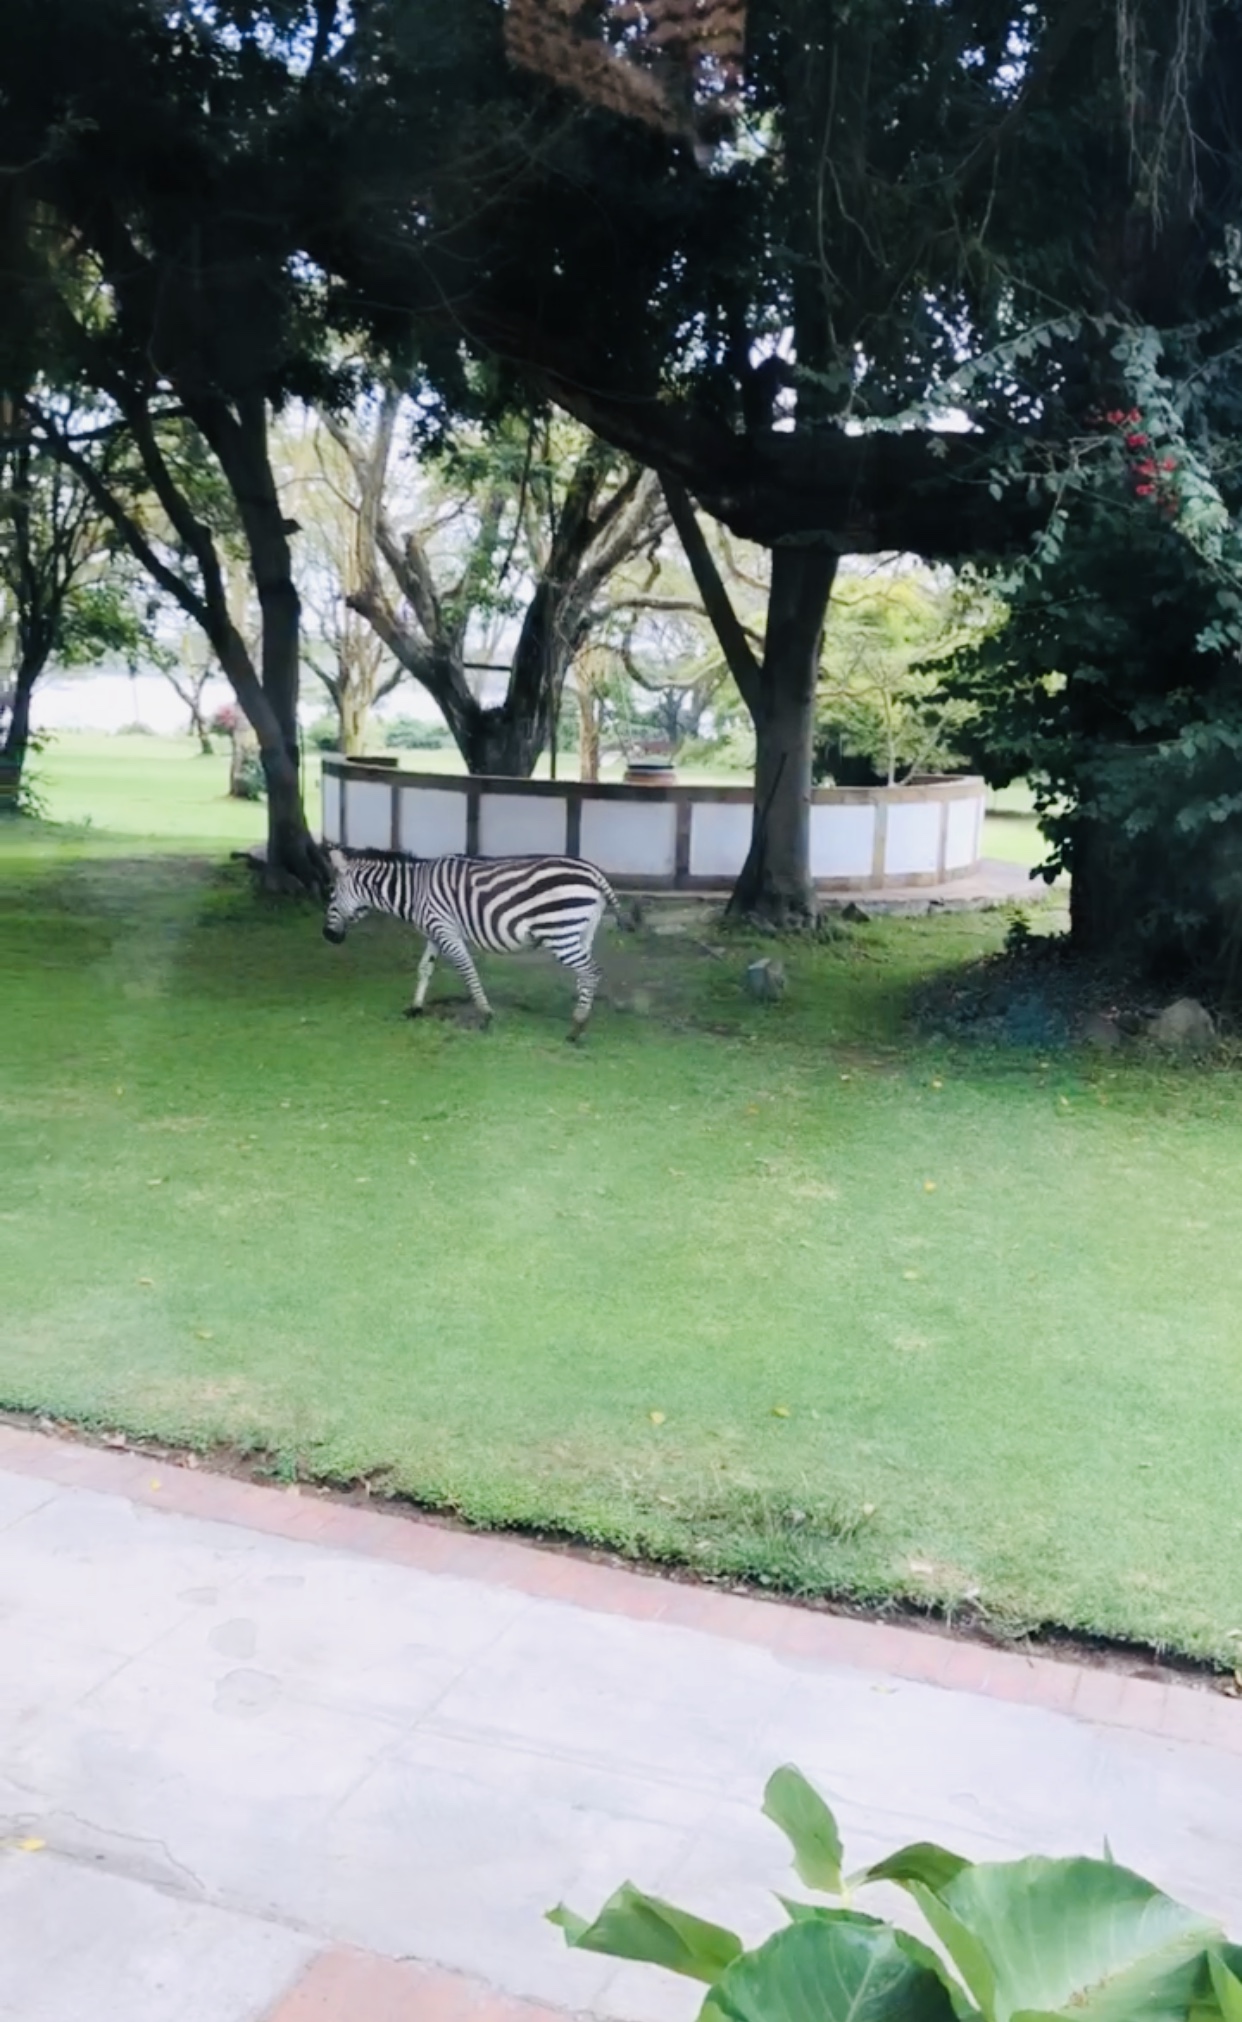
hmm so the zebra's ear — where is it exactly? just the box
[327,847,346,877]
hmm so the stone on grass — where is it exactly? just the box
[1081,1012,1122,1052]
[1148,997,1215,1051]
[745,958,787,1002]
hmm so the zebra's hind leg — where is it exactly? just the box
[405,938,438,1018]
[565,956,602,1042]
[437,929,494,1029]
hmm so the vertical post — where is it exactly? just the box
[675,796,693,887]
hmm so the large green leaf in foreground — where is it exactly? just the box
[704,1916,963,2022]
[900,1857,1221,2022]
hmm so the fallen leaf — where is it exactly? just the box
[772,1405,791,1418]
[902,1269,919,1280]
[930,1078,943,1089]
[861,1502,877,1517]
[148,1479,161,1492]
[923,1180,937,1193]
[195,1329,214,1341]
[15,1837,45,1853]
[648,1410,666,1426]
[137,1276,154,1287]
[147,1178,164,1188]
[839,1073,851,1082]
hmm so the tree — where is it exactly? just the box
[327,397,667,776]
[277,413,405,756]
[813,563,990,788]
[0,391,137,808]
[314,0,1240,922]
[0,0,381,889]
[945,371,1242,975]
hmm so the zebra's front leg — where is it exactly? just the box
[439,931,494,1029]
[405,938,439,1019]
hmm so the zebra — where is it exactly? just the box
[322,846,622,1039]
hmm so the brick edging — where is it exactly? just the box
[1,1421,1238,1756]
[263,1946,572,2022]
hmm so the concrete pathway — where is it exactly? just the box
[1,1423,1240,2022]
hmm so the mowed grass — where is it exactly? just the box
[4,748,1242,1663]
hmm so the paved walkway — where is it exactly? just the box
[1,1423,1239,2022]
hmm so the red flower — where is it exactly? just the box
[1135,457,1156,475]
[1125,432,1149,448]
[1104,409,1125,425]
[1160,456,1178,471]
[1134,482,1155,497]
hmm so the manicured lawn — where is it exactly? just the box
[2,770,1241,1663]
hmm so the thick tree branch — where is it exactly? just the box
[660,476,762,714]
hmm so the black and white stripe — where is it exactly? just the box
[323,848,620,1038]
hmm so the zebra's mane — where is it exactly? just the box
[334,845,422,865]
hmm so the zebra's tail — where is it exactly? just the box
[601,877,643,934]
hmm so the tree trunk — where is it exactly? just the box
[728,547,839,924]
[338,679,368,757]
[1067,814,1123,955]
[460,707,543,777]
[0,653,44,812]
[209,393,323,892]
[578,687,601,783]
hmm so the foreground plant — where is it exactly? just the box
[550,1765,1242,2021]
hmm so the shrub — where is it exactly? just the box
[383,716,454,750]
[230,749,266,801]
[305,715,342,751]
[208,703,240,736]
[552,1764,1242,2021]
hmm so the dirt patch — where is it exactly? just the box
[914,935,1222,1051]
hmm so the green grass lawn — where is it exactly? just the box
[2,752,1241,1663]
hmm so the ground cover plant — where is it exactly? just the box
[553,1766,1242,2021]
[2,738,1238,1664]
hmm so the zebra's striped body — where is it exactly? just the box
[323,848,619,1038]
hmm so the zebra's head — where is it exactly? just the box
[322,849,368,943]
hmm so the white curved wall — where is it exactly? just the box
[323,765,986,890]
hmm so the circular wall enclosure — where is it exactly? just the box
[321,760,987,891]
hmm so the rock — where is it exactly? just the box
[840,901,871,923]
[1147,997,1215,1051]
[745,957,787,1002]
[1081,1012,1122,1052]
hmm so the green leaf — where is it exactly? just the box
[910,1857,1220,2022]
[778,1902,881,1929]
[708,1913,961,2022]
[859,1842,971,1893]
[763,1766,844,1895]
[547,1884,742,1983]
[777,1905,978,2021]
[1208,1951,1242,2022]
